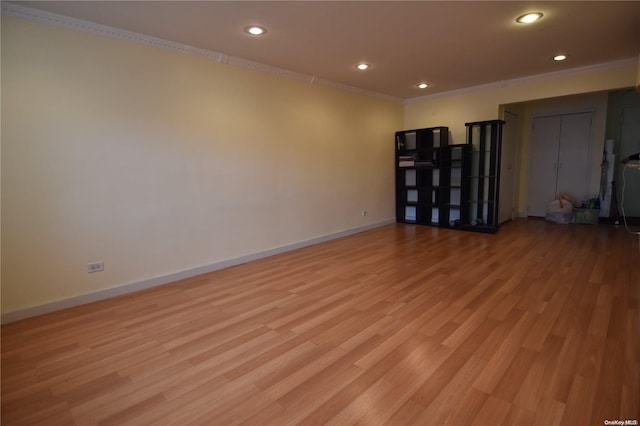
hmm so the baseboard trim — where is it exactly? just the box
[2,220,394,324]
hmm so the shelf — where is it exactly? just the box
[397,125,504,233]
[396,137,462,229]
[396,127,448,152]
[464,120,505,233]
[398,164,437,169]
[467,200,495,204]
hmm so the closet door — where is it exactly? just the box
[556,113,592,200]
[528,112,592,217]
[528,116,561,217]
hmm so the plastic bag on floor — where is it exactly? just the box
[546,194,574,224]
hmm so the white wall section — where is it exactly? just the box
[1,16,402,318]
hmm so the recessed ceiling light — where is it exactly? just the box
[516,12,543,24]
[418,83,429,89]
[356,63,370,70]
[245,26,266,36]
[553,54,567,61]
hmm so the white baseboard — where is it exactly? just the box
[2,220,394,324]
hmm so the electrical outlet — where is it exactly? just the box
[87,261,104,273]
[361,210,368,216]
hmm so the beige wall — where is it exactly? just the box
[404,61,636,140]
[1,16,402,314]
[405,60,637,216]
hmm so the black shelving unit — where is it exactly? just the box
[462,120,505,233]
[439,144,472,228]
[395,127,471,229]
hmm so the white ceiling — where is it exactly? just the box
[10,1,640,100]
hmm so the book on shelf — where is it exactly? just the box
[399,160,436,167]
[398,154,417,167]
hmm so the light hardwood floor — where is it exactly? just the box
[2,219,639,425]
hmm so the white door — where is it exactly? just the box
[528,116,562,217]
[528,112,592,217]
[499,111,518,223]
[555,113,592,201]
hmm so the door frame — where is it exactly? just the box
[499,110,519,223]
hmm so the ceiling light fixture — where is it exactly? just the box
[553,54,567,61]
[356,63,370,70]
[245,26,266,36]
[418,83,429,89]
[516,12,543,24]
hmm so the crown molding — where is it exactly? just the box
[404,57,639,104]
[1,3,403,103]
[6,2,633,106]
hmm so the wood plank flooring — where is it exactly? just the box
[2,219,639,425]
